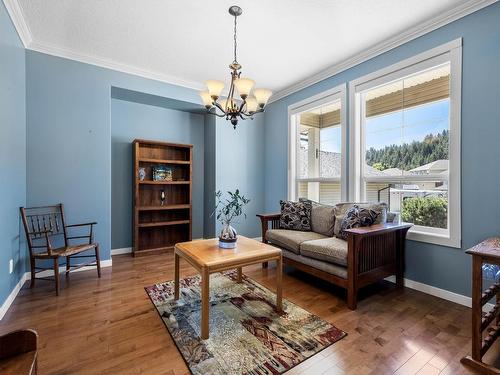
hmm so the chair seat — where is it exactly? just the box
[34,243,96,258]
[0,350,37,375]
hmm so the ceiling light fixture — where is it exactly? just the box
[199,5,272,129]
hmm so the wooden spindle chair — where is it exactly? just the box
[20,204,101,295]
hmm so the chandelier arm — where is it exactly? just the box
[213,101,227,115]
[207,106,226,117]
[238,99,247,112]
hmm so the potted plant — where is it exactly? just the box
[213,190,250,248]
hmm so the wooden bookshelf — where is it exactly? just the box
[132,139,192,257]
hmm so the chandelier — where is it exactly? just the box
[199,5,272,129]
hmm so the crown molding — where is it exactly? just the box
[3,0,32,47]
[28,41,205,91]
[4,0,497,98]
[269,0,498,103]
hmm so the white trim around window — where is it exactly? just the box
[349,39,462,248]
[287,84,347,203]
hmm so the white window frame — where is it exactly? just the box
[349,39,462,248]
[288,84,347,203]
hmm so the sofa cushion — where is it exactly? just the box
[333,202,388,236]
[338,205,379,240]
[265,229,326,254]
[300,237,348,266]
[279,200,312,231]
[300,199,335,237]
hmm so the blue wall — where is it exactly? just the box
[203,115,217,238]
[0,2,26,307]
[111,98,205,249]
[215,116,265,238]
[263,3,500,296]
[25,50,201,262]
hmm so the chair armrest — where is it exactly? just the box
[0,329,38,360]
[66,221,97,228]
[344,223,412,238]
[66,222,97,244]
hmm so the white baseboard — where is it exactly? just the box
[0,272,30,320]
[385,276,495,311]
[111,247,132,255]
[0,259,112,321]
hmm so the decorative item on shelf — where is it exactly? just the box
[160,190,166,206]
[199,5,272,129]
[152,166,172,181]
[212,189,250,249]
[138,167,146,181]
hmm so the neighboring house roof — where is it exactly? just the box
[299,149,449,179]
[299,149,341,178]
[382,167,408,176]
[408,159,448,174]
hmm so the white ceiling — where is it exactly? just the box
[10,0,483,98]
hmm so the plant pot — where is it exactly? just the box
[219,223,237,249]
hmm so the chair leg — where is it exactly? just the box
[95,244,101,278]
[53,258,60,296]
[30,257,36,288]
[66,256,71,278]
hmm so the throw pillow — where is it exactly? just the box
[337,205,380,240]
[300,198,335,237]
[279,199,312,231]
[333,202,388,236]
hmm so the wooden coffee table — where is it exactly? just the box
[174,235,283,339]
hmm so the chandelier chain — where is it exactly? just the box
[233,15,238,64]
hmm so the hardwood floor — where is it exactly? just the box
[0,253,498,374]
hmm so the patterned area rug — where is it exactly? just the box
[145,271,346,374]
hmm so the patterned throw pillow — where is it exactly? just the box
[337,205,380,240]
[279,200,312,231]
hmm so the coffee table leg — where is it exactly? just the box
[174,252,180,300]
[237,267,242,283]
[276,256,283,312]
[201,267,210,340]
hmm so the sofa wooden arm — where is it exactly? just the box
[257,213,281,269]
[344,223,412,237]
[345,223,412,310]
[257,213,281,244]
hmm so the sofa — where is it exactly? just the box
[258,201,411,309]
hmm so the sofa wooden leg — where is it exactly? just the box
[262,261,268,269]
[347,286,357,310]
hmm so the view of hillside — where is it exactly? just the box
[365,130,449,171]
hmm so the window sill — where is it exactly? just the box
[406,229,461,248]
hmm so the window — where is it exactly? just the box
[288,85,347,205]
[350,40,461,247]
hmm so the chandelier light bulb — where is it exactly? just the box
[245,97,258,113]
[199,91,213,108]
[205,80,225,99]
[234,78,255,99]
[253,89,273,107]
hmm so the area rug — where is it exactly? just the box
[145,271,346,375]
